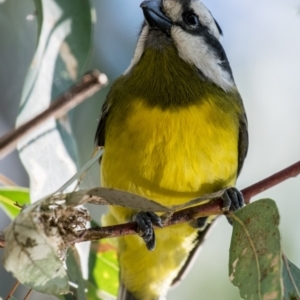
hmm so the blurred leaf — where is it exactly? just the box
[0,186,30,219]
[86,280,117,300]
[10,0,92,295]
[86,281,99,300]
[4,296,18,300]
[282,254,300,300]
[16,0,92,202]
[88,239,119,299]
[229,199,282,300]
[66,247,86,300]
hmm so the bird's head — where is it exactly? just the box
[125,0,235,92]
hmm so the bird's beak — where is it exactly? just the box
[140,0,172,34]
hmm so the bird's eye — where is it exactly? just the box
[183,13,199,27]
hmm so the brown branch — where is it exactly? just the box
[69,198,223,244]
[5,281,20,300]
[0,174,17,186]
[1,160,300,249]
[0,231,6,248]
[70,160,300,245]
[242,160,300,203]
[0,70,108,159]
[23,289,33,300]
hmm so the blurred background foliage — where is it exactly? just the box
[1,0,300,299]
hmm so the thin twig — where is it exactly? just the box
[1,160,300,248]
[23,289,33,300]
[0,70,108,159]
[69,160,300,244]
[0,174,17,186]
[0,231,6,248]
[5,281,20,300]
[69,198,223,244]
[14,202,26,209]
[242,160,300,203]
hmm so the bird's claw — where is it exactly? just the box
[133,211,162,251]
[191,216,208,229]
[221,187,244,224]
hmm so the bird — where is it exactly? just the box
[95,0,248,299]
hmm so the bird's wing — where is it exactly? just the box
[95,100,109,147]
[237,111,248,177]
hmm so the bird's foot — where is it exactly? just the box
[221,187,244,225]
[191,216,208,229]
[133,211,162,251]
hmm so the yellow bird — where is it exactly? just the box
[95,0,248,299]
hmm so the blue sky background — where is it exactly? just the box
[1,0,300,299]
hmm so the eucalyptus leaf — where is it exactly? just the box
[63,187,171,212]
[11,0,93,296]
[16,0,92,202]
[3,187,91,294]
[56,148,104,194]
[170,188,227,210]
[282,254,300,300]
[3,203,69,294]
[66,247,87,300]
[229,199,282,300]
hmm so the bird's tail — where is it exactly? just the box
[117,282,163,300]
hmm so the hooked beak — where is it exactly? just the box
[140,0,172,35]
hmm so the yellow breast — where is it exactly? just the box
[101,97,239,211]
[100,93,241,300]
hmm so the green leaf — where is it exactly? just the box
[3,0,93,297]
[88,239,119,299]
[0,187,30,219]
[282,255,300,300]
[229,199,282,300]
[66,247,86,300]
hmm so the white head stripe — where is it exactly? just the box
[172,26,234,91]
[190,1,220,38]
